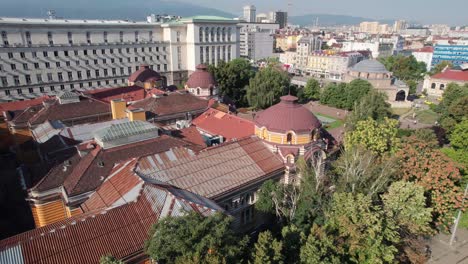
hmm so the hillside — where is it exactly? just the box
[290,13,395,26]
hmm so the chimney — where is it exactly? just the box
[110,99,127,120]
[126,108,146,121]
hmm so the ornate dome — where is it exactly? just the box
[350,60,389,73]
[254,95,321,134]
[186,64,217,89]
[128,65,162,82]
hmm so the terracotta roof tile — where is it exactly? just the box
[128,65,162,82]
[0,95,50,112]
[84,85,146,103]
[432,69,468,82]
[186,64,217,89]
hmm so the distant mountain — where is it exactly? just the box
[290,14,395,26]
[0,0,236,20]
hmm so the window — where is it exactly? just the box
[23,63,28,70]
[199,27,203,42]
[164,64,167,71]
[56,62,60,68]
[120,67,124,74]
[119,31,124,42]
[28,88,34,93]
[84,50,88,56]
[1,77,8,86]
[101,49,105,54]
[47,73,53,81]
[228,28,232,41]
[102,59,106,64]
[79,83,83,88]
[64,51,69,57]
[68,72,73,80]
[149,47,152,52]
[176,31,181,42]
[210,28,214,42]
[440,84,445,90]
[118,48,122,54]
[47,32,53,45]
[20,52,25,58]
[54,51,58,57]
[60,84,65,90]
[17,89,22,94]
[105,80,109,85]
[70,84,74,89]
[45,62,50,68]
[205,28,209,42]
[2,31,9,46]
[26,31,32,46]
[103,31,108,43]
[222,27,226,41]
[34,63,39,69]
[4,90,10,95]
[68,32,73,44]
[149,31,153,42]
[77,71,82,79]
[86,32,91,44]
[135,57,138,62]
[128,67,132,74]
[66,61,70,67]
[111,58,115,63]
[11,64,16,70]
[25,75,31,84]
[114,79,117,84]
[43,51,48,57]
[8,52,13,59]
[88,82,92,87]
[74,50,78,56]
[112,68,116,76]
[110,49,114,54]
[104,69,108,76]
[156,47,159,52]
[141,47,145,52]
[119,58,123,63]
[431,83,436,89]
[95,70,100,77]
[93,49,97,55]
[32,51,37,58]
[286,132,293,144]
[40,87,44,93]
[94,59,98,65]
[135,31,139,42]
[134,47,137,52]
[36,74,42,82]
[58,72,63,81]
[97,81,101,86]
[216,27,220,42]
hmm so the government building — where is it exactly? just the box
[0,15,240,102]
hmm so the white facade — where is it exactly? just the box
[412,51,433,71]
[296,36,322,69]
[239,23,279,60]
[243,5,256,23]
[341,41,393,58]
[0,16,240,102]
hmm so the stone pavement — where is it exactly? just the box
[429,229,468,264]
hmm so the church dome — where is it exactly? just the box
[186,64,217,89]
[128,65,162,82]
[254,95,321,134]
[350,60,389,73]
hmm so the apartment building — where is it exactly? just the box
[306,51,367,81]
[295,35,322,69]
[0,16,240,102]
[239,22,279,60]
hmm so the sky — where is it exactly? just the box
[174,0,468,25]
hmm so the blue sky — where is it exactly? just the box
[176,0,468,25]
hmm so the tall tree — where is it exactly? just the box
[252,231,284,264]
[208,58,255,106]
[396,137,464,230]
[344,117,400,155]
[429,61,453,76]
[345,79,372,109]
[144,212,247,263]
[379,55,426,81]
[436,83,468,133]
[302,79,321,101]
[300,224,341,264]
[346,89,392,128]
[247,66,290,109]
[319,83,348,109]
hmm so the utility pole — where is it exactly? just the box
[450,183,468,246]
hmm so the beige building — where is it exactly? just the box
[307,51,366,81]
[423,68,468,98]
[275,34,302,51]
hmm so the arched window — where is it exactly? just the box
[227,28,232,41]
[261,128,267,140]
[210,28,215,42]
[205,28,209,42]
[286,132,293,144]
[222,27,226,41]
[216,27,220,42]
[196,88,200,95]
[199,27,203,42]
[440,84,445,90]
[431,83,436,89]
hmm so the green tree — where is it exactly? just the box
[379,55,426,81]
[281,225,303,264]
[208,58,255,106]
[252,231,284,264]
[429,61,453,76]
[300,224,341,264]
[413,128,439,147]
[302,79,321,101]
[247,66,291,109]
[346,89,391,128]
[100,255,124,264]
[396,137,464,230]
[344,117,400,155]
[442,120,468,172]
[319,83,348,108]
[144,212,247,263]
[345,79,372,109]
[436,83,468,133]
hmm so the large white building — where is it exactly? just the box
[0,16,240,102]
[243,5,256,23]
[239,22,279,60]
[412,46,434,71]
[341,41,393,58]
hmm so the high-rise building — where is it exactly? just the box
[0,16,240,102]
[273,11,288,29]
[239,22,279,60]
[393,20,408,33]
[243,5,256,23]
[432,44,468,68]
[359,21,380,34]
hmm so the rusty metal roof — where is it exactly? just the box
[136,136,285,199]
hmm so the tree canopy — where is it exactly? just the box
[379,55,426,82]
[252,231,284,264]
[429,61,453,76]
[302,79,321,101]
[320,79,372,110]
[144,212,247,263]
[346,89,392,128]
[246,66,291,109]
[435,83,468,133]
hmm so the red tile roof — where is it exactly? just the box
[254,95,322,134]
[414,46,434,53]
[84,85,146,103]
[128,64,162,82]
[129,92,209,118]
[192,108,254,141]
[173,126,207,148]
[432,69,468,82]
[0,183,222,264]
[186,64,217,89]
[0,95,50,113]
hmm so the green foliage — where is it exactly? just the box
[300,224,341,264]
[382,181,433,235]
[413,128,438,147]
[346,89,391,128]
[302,79,321,101]
[252,231,284,264]
[379,55,426,81]
[281,225,303,264]
[208,58,255,106]
[144,212,247,263]
[319,80,372,110]
[246,66,291,109]
[436,83,468,133]
[344,117,400,155]
[100,255,124,264]
[429,61,453,76]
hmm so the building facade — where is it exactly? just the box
[296,35,323,69]
[273,11,288,29]
[431,44,468,68]
[341,41,393,58]
[239,22,279,60]
[306,51,366,81]
[412,46,434,71]
[243,5,256,23]
[0,16,240,102]
[422,68,468,98]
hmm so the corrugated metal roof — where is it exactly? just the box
[94,120,159,142]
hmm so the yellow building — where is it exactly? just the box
[275,35,302,51]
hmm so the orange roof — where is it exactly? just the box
[192,108,254,141]
[414,46,434,53]
[432,69,468,82]
[0,95,50,112]
[84,85,146,103]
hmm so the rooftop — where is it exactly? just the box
[432,68,468,82]
[350,59,390,73]
[84,85,147,103]
[94,120,158,143]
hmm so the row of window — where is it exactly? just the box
[3,78,127,96]
[198,27,232,43]
[199,45,232,65]
[2,30,157,46]
[1,64,168,87]
[2,46,167,60]
[430,83,445,90]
